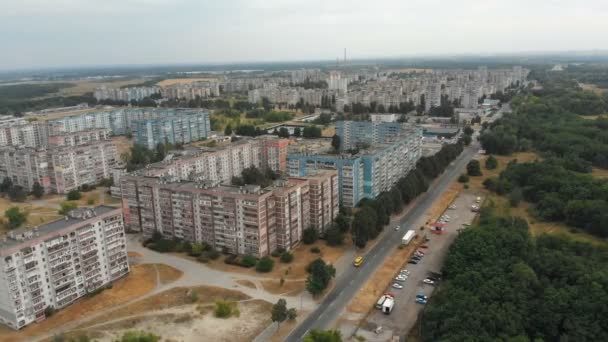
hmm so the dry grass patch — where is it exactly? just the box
[591,167,608,179]
[82,286,250,329]
[261,279,306,295]
[156,264,184,284]
[0,264,158,342]
[156,78,218,87]
[112,135,134,158]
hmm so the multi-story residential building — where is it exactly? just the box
[335,121,410,151]
[120,172,337,255]
[133,111,211,149]
[0,206,129,330]
[0,137,118,194]
[0,122,53,148]
[134,137,288,183]
[291,170,339,234]
[49,108,210,138]
[162,82,220,100]
[94,86,160,102]
[288,130,422,207]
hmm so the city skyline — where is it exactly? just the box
[2,0,608,70]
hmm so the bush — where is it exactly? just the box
[485,155,498,170]
[310,247,321,254]
[302,227,319,244]
[58,201,77,215]
[87,198,95,205]
[214,301,237,318]
[271,250,282,258]
[280,251,294,263]
[224,255,238,265]
[256,256,275,273]
[197,255,210,263]
[208,249,220,260]
[240,255,257,268]
[325,226,344,246]
[66,190,82,201]
[458,174,469,183]
[467,160,483,176]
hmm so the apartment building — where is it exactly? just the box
[288,130,422,207]
[133,111,211,149]
[336,121,411,151]
[0,206,129,330]
[0,138,118,194]
[94,86,160,102]
[0,122,53,148]
[291,170,339,234]
[120,170,338,255]
[135,137,288,184]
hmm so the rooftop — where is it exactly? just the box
[0,205,119,250]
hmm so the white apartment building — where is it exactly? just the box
[0,206,129,330]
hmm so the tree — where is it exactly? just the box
[325,226,344,246]
[334,213,351,233]
[224,124,233,136]
[5,207,27,229]
[58,201,77,215]
[331,134,340,151]
[67,190,82,201]
[304,329,343,342]
[509,188,523,207]
[302,227,319,244]
[256,256,275,272]
[293,127,301,137]
[462,134,472,146]
[280,251,294,263]
[287,307,297,321]
[302,126,322,138]
[8,185,27,202]
[0,177,13,193]
[352,206,377,248]
[278,127,290,138]
[271,298,288,327]
[32,181,44,198]
[118,330,160,342]
[458,174,469,183]
[485,155,498,170]
[306,258,336,295]
[466,160,482,176]
[464,125,474,136]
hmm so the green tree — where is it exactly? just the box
[59,201,77,215]
[224,124,233,136]
[485,155,498,170]
[302,227,319,244]
[278,127,290,138]
[304,329,343,342]
[458,174,469,183]
[5,207,27,229]
[287,307,297,321]
[256,256,275,273]
[325,226,344,246]
[466,160,482,176]
[293,127,301,137]
[306,258,336,295]
[331,134,340,151]
[8,185,26,202]
[352,206,377,248]
[31,181,44,198]
[464,125,474,136]
[66,190,82,201]
[462,134,472,146]
[334,213,351,233]
[280,251,294,263]
[271,298,288,326]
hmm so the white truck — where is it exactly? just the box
[401,230,416,245]
[382,296,395,314]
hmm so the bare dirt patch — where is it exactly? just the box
[156,264,184,284]
[0,264,160,342]
[112,135,134,158]
[592,167,608,179]
[127,251,143,258]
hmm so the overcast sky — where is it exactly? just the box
[2,0,608,70]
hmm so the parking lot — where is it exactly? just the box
[362,192,482,339]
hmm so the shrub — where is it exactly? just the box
[197,255,210,263]
[214,301,238,318]
[280,252,294,263]
[58,201,77,215]
[67,190,82,201]
[87,198,95,205]
[224,255,238,265]
[256,256,275,273]
[271,250,282,258]
[310,247,321,254]
[458,174,469,183]
[240,255,257,268]
[207,249,220,260]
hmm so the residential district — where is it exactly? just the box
[0,65,528,340]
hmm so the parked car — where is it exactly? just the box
[423,278,435,285]
[416,297,428,304]
[416,293,428,300]
[391,283,404,289]
[395,225,400,231]
[401,269,411,275]
[408,260,418,264]
[416,250,425,255]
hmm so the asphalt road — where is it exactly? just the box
[287,142,480,341]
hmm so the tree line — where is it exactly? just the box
[484,159,608,237]
[352,142,464,247]
[421,208,608,341]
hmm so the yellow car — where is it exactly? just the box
[354,256,363,267]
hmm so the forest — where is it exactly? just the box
[421,209,608,341]
[480,69,608,167]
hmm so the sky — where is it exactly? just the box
[1,0,608,70]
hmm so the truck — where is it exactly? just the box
[375,294,392,309]
[382,296,395,314]
[401,229,416,245]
